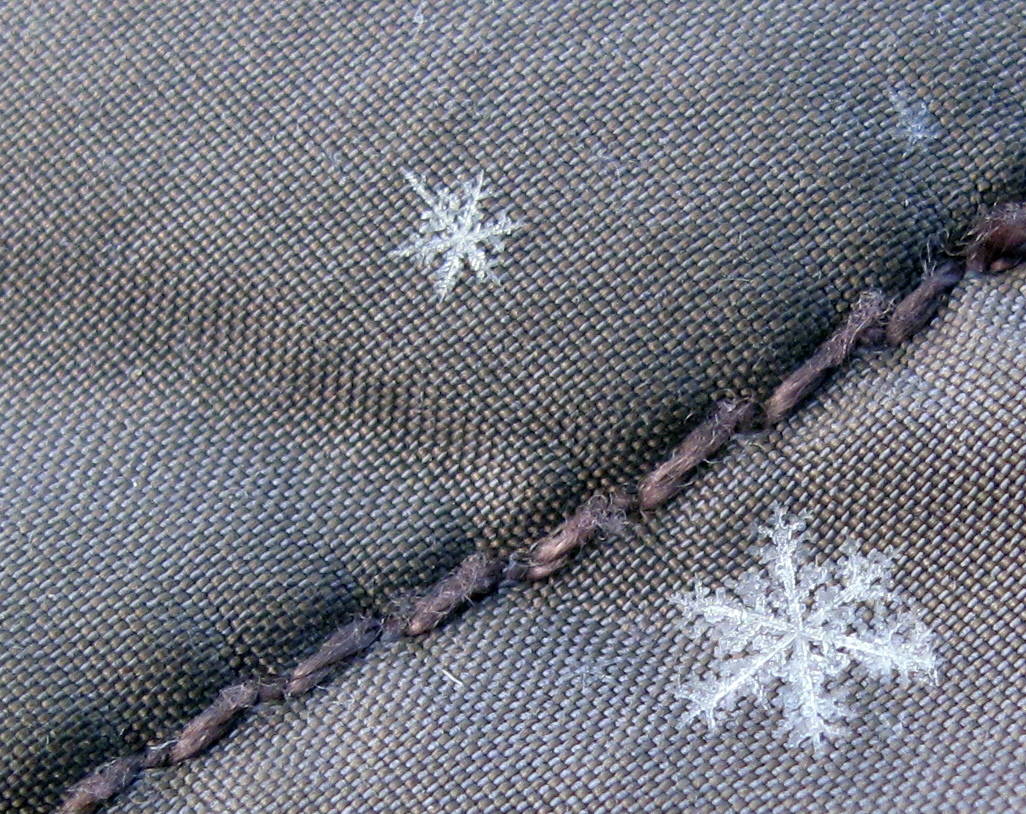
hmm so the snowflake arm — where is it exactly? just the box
[680,635,793,728]
[831,612,936,681]
[401,168,435,208]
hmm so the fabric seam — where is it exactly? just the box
[56,202,1026,813]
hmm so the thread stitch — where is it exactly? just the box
[763,291,888,425]
[637,400,757,512]
[56,202,1026,813]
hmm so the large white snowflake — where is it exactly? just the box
[392,169,522,300]
[673,508,936,751]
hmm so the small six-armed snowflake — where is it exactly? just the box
[392,169,522,300]
[673,508,936,751]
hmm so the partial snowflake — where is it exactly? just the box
[392,169,522,300]
[672,507,936,751]
[887,87,943,148]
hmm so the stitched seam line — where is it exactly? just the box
[56,202,1026,813]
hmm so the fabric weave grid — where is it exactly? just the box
[0,0,1024,810]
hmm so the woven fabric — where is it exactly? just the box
[108,270,1026,813]
[0,0,1024,810]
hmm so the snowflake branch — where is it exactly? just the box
[824,626,935,678]
[400,168,435,207]
[683,634,795,726]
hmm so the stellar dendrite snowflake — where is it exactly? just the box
[392,169,522,300]
[673,508,936,751]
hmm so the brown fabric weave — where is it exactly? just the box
[108,268,1026,814]
[0,0,1024,810]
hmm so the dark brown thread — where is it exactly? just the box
[523,489,632,580]
[57,623,380,814]
[966,202,1026,274]
[57,202,1024,814]
[58,758,146,814]
[139,743,174,769]
[256,678,287,704]
[403,553,505,636]
[168,683,259,763]
[283,618,382,696]
[886,259,965,346]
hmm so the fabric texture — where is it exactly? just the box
[0,0,1024,810]
[109,268,1026,814]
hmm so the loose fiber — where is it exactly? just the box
[523,490,632,580]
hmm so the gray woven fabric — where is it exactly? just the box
[109,270,1026,813]
[1,0,1024,810]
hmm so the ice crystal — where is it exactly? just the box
[887,88,943,147]
[673,508,936,751]
[392,169,522,300]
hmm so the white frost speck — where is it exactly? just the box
[673,507,936,751]
[392,169,522,300]
[887,88,943,147]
